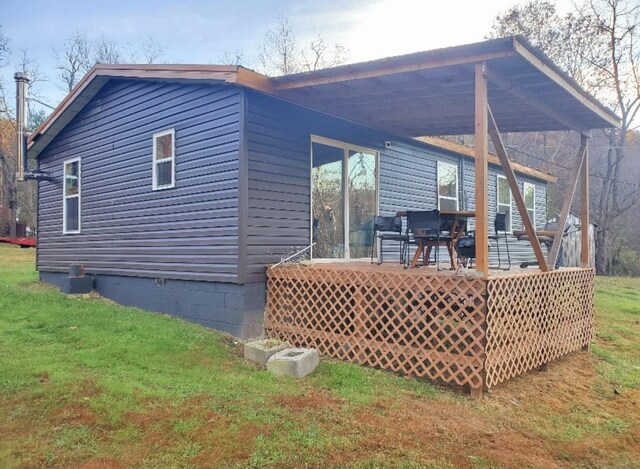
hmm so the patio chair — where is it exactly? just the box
[371,215,408,264]
[406,210,451,270]
[455,232,476,275]
[513,219,573,269]
[488,213,511,270]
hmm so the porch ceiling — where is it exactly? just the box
[272,36,621,137]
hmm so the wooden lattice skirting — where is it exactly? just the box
[264,265,594,391]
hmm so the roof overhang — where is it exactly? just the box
[272,36,621,137]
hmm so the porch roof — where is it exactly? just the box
[273,36,621,137]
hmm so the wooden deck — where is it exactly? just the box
[296,260,583,277]
[264,262,595,397]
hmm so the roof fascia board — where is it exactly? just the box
[274,49,517,91]
[416,137,557,183]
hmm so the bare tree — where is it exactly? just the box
[258,16,300,76]
[489,0,640,274]
[217,49,245,66]
[579,0,640,273]
[56,32,167,91]
[93,36,124,64]
[129,37,164,64]
[301,36,348,72]
[257,16,348,76]
[55,31,91,92]
[0,25,10,117]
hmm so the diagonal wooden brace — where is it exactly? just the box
[487,105,549,272]
[547,136,587,269]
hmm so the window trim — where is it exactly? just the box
[523,181,536,227]
[436,160,459,211]
[62,157,81,235]
[152,128,176,190]
[496,174,513,232]
[309,134,380,261]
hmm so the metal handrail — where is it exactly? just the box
[272,243,316,267]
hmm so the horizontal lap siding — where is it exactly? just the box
[245,91,467,282]
[462,159,548,265]
[37,80,241,282]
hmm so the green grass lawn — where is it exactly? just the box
[1,244,639,468]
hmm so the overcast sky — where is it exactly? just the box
[0,0,574,113]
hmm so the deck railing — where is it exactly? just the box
[265,265,594,395]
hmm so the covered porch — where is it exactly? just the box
[263,37,619,396]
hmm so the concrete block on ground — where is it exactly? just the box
[266,347,319,378]
[61,275,94,294]
[244,338,290,367]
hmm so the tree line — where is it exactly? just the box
[487,0,640,275]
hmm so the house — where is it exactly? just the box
[28,36,620,395]
[29,62,554,337]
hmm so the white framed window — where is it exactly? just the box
[152,129,175,190]
[437,161,459,211]
[496,175,512,232]
[63,157,81,234]
[523,181,536,227]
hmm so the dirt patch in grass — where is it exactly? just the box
[73,458,124,469]
[53,404,98,426]
[272,388,344,411]
[340,398,553,468]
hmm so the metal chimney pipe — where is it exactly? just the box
[15,72,30,182]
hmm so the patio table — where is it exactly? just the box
[396,210,476,269]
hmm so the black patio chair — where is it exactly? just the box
[455,232,477,275]
[489,213,511,270]
[406,210,450,270]
[371,215,408,264]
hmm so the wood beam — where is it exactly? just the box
[275,49,517,91]
[487,106,549,272]
[580,141,590,267]
[281,76,476,104]
[474,63,489,277]
[485,64,592,137]
[547,135,588,269]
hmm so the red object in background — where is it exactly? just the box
[0,237,36,248]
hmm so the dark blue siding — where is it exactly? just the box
[244,90,549,281]
[37,79,242,282]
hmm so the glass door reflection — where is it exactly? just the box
[311,138,378,260]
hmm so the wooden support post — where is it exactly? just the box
[487,106,549,272]
[580,141,590,268]
[474,63,489,277]
[548,135,588,269]
[470,385,483,399]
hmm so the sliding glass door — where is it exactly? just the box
[311,137,378,260]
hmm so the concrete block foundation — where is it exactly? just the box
[40,271,266,339]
